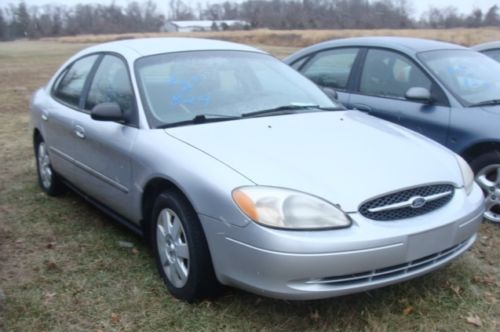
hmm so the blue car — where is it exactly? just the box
[473,41,500,62]
[284,37,500,223]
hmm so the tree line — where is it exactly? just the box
[0,0,499,41]
[0,1,164,40]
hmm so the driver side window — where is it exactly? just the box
[360,49,431,99]
[85,55,134,119]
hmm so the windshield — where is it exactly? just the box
[418,50,500,106]
[135,51,340,128]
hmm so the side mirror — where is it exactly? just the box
[91,102,125,122]
[320,86,338,100]
[405,87,432,103]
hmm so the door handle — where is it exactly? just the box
[74,125,86,139]
[41,113,48,121]
[352,104,373,113]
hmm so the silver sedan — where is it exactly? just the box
[30,38,484,302]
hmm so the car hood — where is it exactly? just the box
[165,111,463,212]
[480,105,500,115]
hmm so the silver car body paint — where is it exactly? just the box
[30,38,484,300]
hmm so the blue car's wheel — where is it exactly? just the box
[470,151,500,223]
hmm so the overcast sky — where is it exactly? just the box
[0,0,498,19]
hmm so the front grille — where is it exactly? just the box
[359,184,454,221]
[307,238,470,287]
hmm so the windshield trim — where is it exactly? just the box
[416,49,494,108]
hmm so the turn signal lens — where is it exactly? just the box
[232,190,259,221]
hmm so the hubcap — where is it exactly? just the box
[476,164,500,223]
[156,208,190,288]
[38,143,52,189]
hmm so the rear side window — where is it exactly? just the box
[300,48,359,90]
[85,54,134,118]
[53,55,99,108]
[483,49,500,63]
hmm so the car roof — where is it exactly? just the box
[284,36,467,63]
[472,40,500,51]
[75,37,266,60]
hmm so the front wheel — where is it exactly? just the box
[469,151,500,223]
[35,138,65,196]
[150,190,220,302]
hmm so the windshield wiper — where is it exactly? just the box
[156,114,240,129]
[242,104,339,118]
[157,105,342,128]
[469,99,500,107]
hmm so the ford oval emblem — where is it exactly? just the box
[410,196,426,209]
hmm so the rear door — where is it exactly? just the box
[43,54,100,180]
[349,48,451,144]
[296,47,362,106]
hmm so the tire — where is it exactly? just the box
[35,137,65,196]
[150,190,220,302]
[469,150,500,223]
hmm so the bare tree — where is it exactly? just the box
[13,1,30,37]
[0,9,7,40]
[168,0,195,20]
[484,5,499,26]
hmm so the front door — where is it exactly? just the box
[349,48,451,145]
[69,54,138,217]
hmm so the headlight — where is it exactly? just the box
[455,154,474,195]
[232,186,351,230]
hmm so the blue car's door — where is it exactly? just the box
[348,48,451,145]
[296,47,363,107]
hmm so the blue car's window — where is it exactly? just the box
[360,49,431,99]
[85,55,134,118]
[419,50,500,105]
[482,49,500,63]
[290,56,310,71]
[135,51,340,128]
[53,54,99,108]
[301,48,359,90]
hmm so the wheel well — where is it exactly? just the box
[461,141,500,162]
[33,128,42,144]
[141,178,193,243]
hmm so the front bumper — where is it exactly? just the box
[201,185,484,300]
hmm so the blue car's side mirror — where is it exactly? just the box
[405,87,432,103]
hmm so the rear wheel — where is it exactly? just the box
[469,151,500,223]
[150,190,220,302]
[35,138,65,196]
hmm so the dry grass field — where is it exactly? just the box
[48,27,500,47]
[0,31,499,331]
